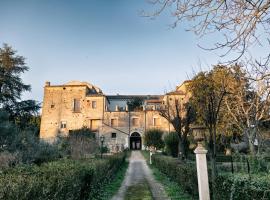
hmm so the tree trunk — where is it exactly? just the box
[182,135,188,159]
[209,127,217,199]
[178,137,185,160]
[210,156,217,200]
[248,137,255,155]
[246,128,255,155]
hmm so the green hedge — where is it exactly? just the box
[152,154,270,200]
[0,153,126,200]
[152,154,198,198]
[215,173,270,200]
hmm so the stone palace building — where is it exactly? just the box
[40,81,190,151]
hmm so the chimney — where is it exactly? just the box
[45,81,51,86]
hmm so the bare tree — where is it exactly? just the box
[144,0,270,62]
[225,63,270,154]
[159,95,195,159]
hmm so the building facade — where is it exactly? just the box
[40,80,190,151]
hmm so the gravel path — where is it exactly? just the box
[111,151,169,200]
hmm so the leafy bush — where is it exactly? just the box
[217,154,270,174]
[152,154,198,198]
[215,173,270,200]
[152,154,270,199]
[0,153,126,200]
[164,132,179,157]
[67,127,98,159]
[0,151,18,169]
[9,130,61,165]
[144,129,164,149]
[100,145,109,153]
[33,141,62,165]
[0,110,18,152]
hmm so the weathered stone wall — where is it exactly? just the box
[40,84,106,140]
[98,110,171,150]
[40,81,190,151]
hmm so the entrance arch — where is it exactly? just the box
[130,132,141,150]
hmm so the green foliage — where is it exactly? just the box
[141,150,193,199]
[151,164,193,200]
[144,129,164,149]
[32,141,62,165]
[0,153,126,200]
[215,174,270,200]
[10,130,61,164]
[0,43,48,166]
[98,161,129,200]
[151,154,198,198]
[67,127,98,159]
[0,43,40,132]
[100,146,109,154]
[4,100,40,130]
[127,97,143,111]
[0,43,30,105]
[0,110,18,151]
[164,132,179,157]
[0,110,61,165]
[152,153,270,199]
[69,127,96,139]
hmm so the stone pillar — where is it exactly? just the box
[194,143,210,200]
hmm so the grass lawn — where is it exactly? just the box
[141,150,194,200]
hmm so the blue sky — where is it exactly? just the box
[0,0,249,102]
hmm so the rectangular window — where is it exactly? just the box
[132,118,139,126]
[153,118,161,126]
[60,121,67,129]
[111,133,117,138]
[73,99,80,112]
[92,101,97,109]
[111,118,117,127]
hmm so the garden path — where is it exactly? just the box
[111,151,169,200]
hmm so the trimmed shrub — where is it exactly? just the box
[144,129,164,149]
[164,132,179,157]
[152,154,198,198]
[152,154,270,200]
[0,153,126,200]
[215,173,270,200]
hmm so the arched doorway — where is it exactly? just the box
[130,132,141,150]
